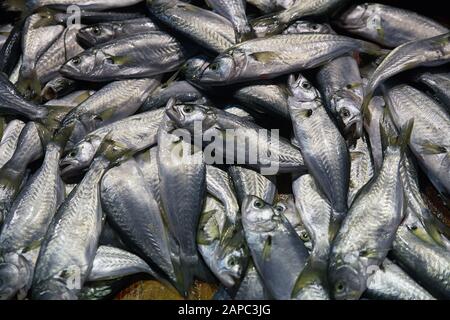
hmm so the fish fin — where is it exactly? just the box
[104,53,132,65]
[73,91,93,105]
[95,132,133,164]
[21,239,42,254]
[40,105,73,134]
[420,208,450,247]
[419,142,447,155]
[291,259,327,298]
[177,252,197,297]
[249,51,281,63]
[357,40,389,56]
[16,70,41,99]
[32,8,60,28]
[262,235,272,260]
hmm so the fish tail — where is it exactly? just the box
[357,40,389,57]
[291,258,328,299]
[398,119,414,154]
[16,70,41,99]
[174,252,197,297]
[420,208,450,247]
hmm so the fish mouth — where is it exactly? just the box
[59,158,81,178]
[165,105,183,126]
[344,116,363,139]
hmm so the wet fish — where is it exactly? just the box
[0,22,23,76]
[288,74,350,223]
[77,18,160,47]
[242,195,309,299]
[157,115,206,293]
[0,120,25,169]
[416,71,450,109]
[335,3,449,48]
[100,159,175,283]
[166,102,306,174]
[385,84,450,198]
[88,246,157,282]
[246,0,296,14]
[44,90,95,108]
[61,78,160,148]
[348,136,374,205]
[328,121,412,300]
[363,32,450,107]
[61,32,190,82]
[363,95,385,171]
[0,142,64,299]
[197,33,382,85]
[4,0,143,11]
[147,0,236,53]
[60,108,165,178]
[283,20,334,35]
[206,0,252,41]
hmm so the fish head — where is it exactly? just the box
[429,33,450,59]
[336,4,375,32]
[198,53,237,84]
[287,74,321,103]
[182,55,211,82]
[166,102,217,133]
[216,238,247,287]
[60,51,97,80]
[60,139,97,177]
[77,24,115,47]
[242,195,280,233]
[332,89,363,138]
[0,253,32,300]
[329,257,366,300]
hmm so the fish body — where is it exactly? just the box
[207,0,252,40]
[0,120,25,169]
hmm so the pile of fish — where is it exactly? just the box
[0,0,449,300]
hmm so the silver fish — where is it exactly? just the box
[328,122,412,300]
[157,115,206,293]
[207,0,252,41]
[198,33,381,85]
[283,20,333,35]
[31,156,110,300]
[385,84,450,197]
[335,3,449,48]
[0,120,25,169]
[77,18,160,47]
[60,108,165,177]
[100,159,175,283]
[416,72,450,109]
[348,136,374,205]
[0,142,64,300]
[147,0,236,53]
[242,195,309,299]
[363,95,385,171]
[4,0,143,11]
[288,74,350,223]
[61,32,189,82]
[88,246,157,282]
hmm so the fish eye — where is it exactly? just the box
[335,281,346,293]
[341,108,350,118]
[311,24,319,30]
[359,249,368,257]
[228,257,236,266]
[183,105,194,113]
[210,63,219,71]
[300,231,310,241]
[346,84,353,89]
[253,199,264,209]
[410,225,418,231]
[274,204,285,213]
[302,81,312,90]
[93,26,101,35]
[306,109,313,117]
[72,57,81,65]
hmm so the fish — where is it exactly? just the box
[0,141,64,299]
[328,121,413,300]
[0,120,25,169]
[0,122,44,224]
[416,71,450,109]
[385,84,450,198]
[60,108,165,178]
[18,14,64,94]
[317,55,364,139]
[147,0,236,53]
[335,3,449,48]
[288,74,350,224]
[157,114,206,294]
[88,246,157,282]
[31,140,130,300]
[348,136,374,205]
[35,25,84,85]
[77,18,160,48]
[363,32,450,108]
[0,21,23,76]
[233,260,269,300]
[166,102,306,174]
[197,196,247,288]
[41,77,80,102]
[392,211,450,299]
[61,32,190,82]
[246,0,296,14]
[232,83,290,119]
[206,0,252,41]
[228,166,276,205]
[283,20,334,35]
[197,33,382,85]
[60,78,161,148]
[362,95,386,171]
[44,90,95,108]
[242,195,309,299]
[141,80,207,112]
[251,0,349,36]
[4,0,143,11]
[100,159,175,284]
[0,25,13,54]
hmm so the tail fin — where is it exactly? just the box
[38,105,73,132]
[16,70,41,100]
[380,118,413,155]
[291,259,328,299]
[173,252,197,297]
[357,40,390,57]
